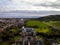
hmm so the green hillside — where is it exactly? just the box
[26,20,60,38]
[46,21,60,30]
[26,20,52,34]
[36,15,60,33]
[37,15,60,21]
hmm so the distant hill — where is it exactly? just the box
[37,15,60,21]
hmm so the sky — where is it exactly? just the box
[0,0,60,18]
[0,0,60,11]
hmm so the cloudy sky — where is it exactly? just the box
[0,0,60,11]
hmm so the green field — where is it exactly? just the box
[46,21,60,30]
[26,20,60,35]
[26,20,52,34]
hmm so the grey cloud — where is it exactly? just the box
[32,0,60,9]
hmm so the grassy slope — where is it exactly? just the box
[37,15,60,21]
[46,21,60,30]
[26,20,60,39]
[26,20,51,34]
[37,15,60,30]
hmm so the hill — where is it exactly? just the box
[37,15,60,21]
[37,15,60,30]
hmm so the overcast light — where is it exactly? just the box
[0,0,60,11]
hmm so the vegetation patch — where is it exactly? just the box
[26,20,51,34]
[46,21,60,30]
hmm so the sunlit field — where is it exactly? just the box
[26,20,51,33]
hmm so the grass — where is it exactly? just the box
[14,36,20,41]
[26,20,51,34]
[34,28,51,33]
[46,21,60,30]
[0,28,20,45]
[26,20,49,28]
[9,28,20,41]
[26,20,53,38]
[9,28,20,33]
[0,41,10,45]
